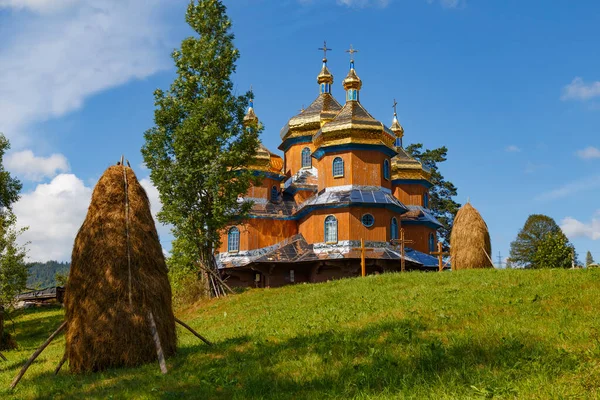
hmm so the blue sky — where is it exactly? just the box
[1,0,599,264]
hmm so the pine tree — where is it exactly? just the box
[586,251,594,267]
[406,144,460,250]
[142,0,260,298]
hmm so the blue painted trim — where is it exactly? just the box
[251,170,286,181]
[391,179,433,189]
[283,186,315,195]
[401,220,443,229]
[313,144,397,160]
[278,135,313,152]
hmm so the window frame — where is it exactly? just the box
[361,213,375,228]
[228,226,240,253]
[332,157,344,178]
[301,147,312,169]
[324,215,338,243]
[391,217,398,240]
[383,159,390,180]
[428,233,435,253]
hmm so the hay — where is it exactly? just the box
[65,165,176,373]
[450,202,493,270]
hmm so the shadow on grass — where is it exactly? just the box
[5,316,584,399]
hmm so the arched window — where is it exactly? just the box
[301,147,311,168]
[383,159,390,180]
[332,157,344,177]
[423,192,429,208]
[228,227,240,252]
[271,185,279,202]
[428,233,435,253]
[361,213,375,227]
[391,217,398,240]
[324,215,338,243]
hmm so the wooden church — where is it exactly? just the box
[217,48,443,288]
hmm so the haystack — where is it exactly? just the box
[64,165,176,373]
[450,202,493,270]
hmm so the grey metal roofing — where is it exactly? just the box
[217,234,429,269]
[297,186,408,213]
[402,205,444,228]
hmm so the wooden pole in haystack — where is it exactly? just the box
[450,202,493,270]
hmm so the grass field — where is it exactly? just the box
[1,268,600,399]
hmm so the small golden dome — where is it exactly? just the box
[342,66,362,91]
[243,97,258,126]
[391,115,404,139]
[317,58,334,85]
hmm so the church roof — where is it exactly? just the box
[391,147,431,182]
[280,93,342,140]
[401,205,444,228]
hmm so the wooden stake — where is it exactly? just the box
[10,321,67,390]
[54,352,67,375]
[482,246,495,267]
[174,317,212,346]
[0,351,7,361]
[148,312,167,374]
[430,242,449,272]
[361,239,365,277]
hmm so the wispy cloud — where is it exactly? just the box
[576,146,600,160]
[506,145,521,153]
[0,0,178,147]
[561,77,600,101]
[301,0,463,9]
[6,150,69,182]
[536,175,600,201]
[561,212,600,240]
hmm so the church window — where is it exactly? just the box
[271,185,279,201]
[362,213,375,228]
[429,233,435,253]
[424,192,429,208]
[347,89,358,101]
[332,157,344,177]
[324,215,338,243]
[391,217,398,240]
[301,147,312,168]
[383,159,390,180]
[228,227,240,253]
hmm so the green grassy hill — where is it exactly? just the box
[1,269,600,399]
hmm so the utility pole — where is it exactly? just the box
[497,251,502,268]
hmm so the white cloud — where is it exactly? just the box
[576,146,600,160]
[536,175,600,201]
[14,174,93,262]
[0,0,177,146]
[561,214,600,240]
[139,177,171,240]
[561,77,600,101]
[0,0,77,13]
[336,0,390,7]
[5,150,69,181]
[506,145,521,153]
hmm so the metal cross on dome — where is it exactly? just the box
[392,98,398,116]
[318,41,331,61]
[346,44,359,62]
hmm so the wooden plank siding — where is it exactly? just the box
[284,142,315,177]
[218,219,297,253]
[403,225,437,254]
[393,183,427,207]
[316,150,392,191]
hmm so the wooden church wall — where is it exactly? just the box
[317,150,391,190]
[298,208,351,244]
[393,184,427,207]
[246,177,282,201]
[218,219,297,253]
[348,208,396,242]
[404,225,437,254]
[284,142,316,177]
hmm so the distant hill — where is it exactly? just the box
[26,261,70,288]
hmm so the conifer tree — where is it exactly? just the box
[406,144,460,249]
[142,0,260,298]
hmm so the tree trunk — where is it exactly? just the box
[198,246,232,298]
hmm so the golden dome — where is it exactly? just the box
[391,115,404,139]
[243,101,258,126]
[251,142,284,174]
[342,66,362,91]
[317,59,333,85]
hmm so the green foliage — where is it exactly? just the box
[1,269,600,398]
[533,231,575,269]
[509,214,575,269]
[141,0,260,279]
[405,144,460,249]
[586,251,594,267]
[26,261,70,288]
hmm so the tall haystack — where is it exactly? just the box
[450,202,493,270]
[65,165,176,373]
